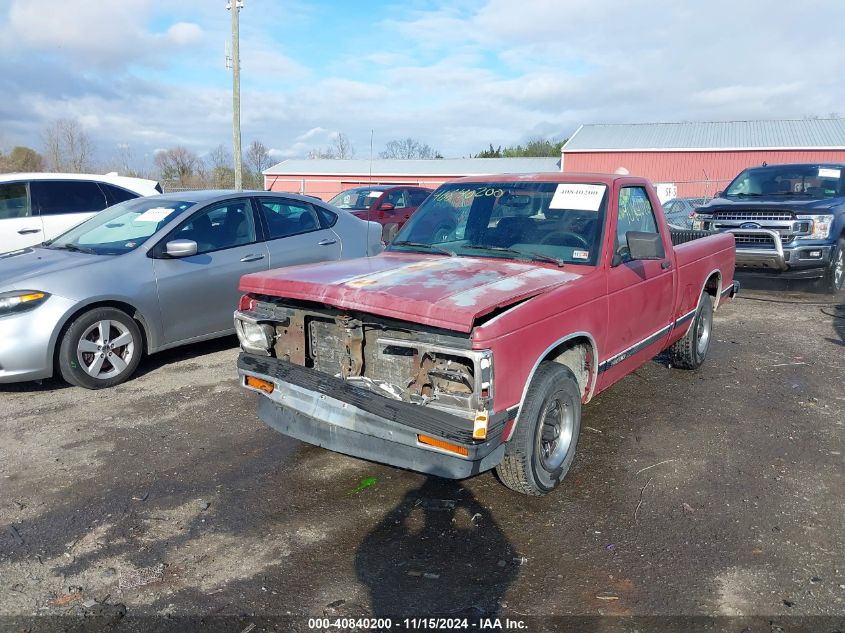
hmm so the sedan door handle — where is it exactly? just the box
[317,238,337,246]
[17,228,41,235]
[240,254,265,263]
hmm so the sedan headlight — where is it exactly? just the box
[0,290,50,317]
[796,214,834,240]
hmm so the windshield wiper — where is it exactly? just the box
[463,244,521,255]
[464,244,565,266]
[390,240,455,256]
[47,243,98,255]
[524,251,566,267]
[729,192,762,197]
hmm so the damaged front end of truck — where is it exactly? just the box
[234,294,507,478]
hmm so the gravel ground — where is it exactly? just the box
[0,281,843,631]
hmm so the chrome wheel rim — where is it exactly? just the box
[76,320,135,380]
[696,304,712,356]
[536,398,574,472]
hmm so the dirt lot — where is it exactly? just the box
[1,282,844,631]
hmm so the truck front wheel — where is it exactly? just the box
[669,291,713,370]
[819,237,845,295]
[496,363,582,496]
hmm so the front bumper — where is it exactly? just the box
[238,353,506,479]
[729,229,833,277]
[0,295,76,383]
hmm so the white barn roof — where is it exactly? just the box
[562,119,845,152]
[264,157,561,176]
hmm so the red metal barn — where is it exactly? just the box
[263,158,561,201]
[561,119,845,200]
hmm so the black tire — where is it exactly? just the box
[669,292,713,370]
[819,237,845,295]
[496,363,581,496]
[58,307,143,389]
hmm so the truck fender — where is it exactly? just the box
[505,332,599,443]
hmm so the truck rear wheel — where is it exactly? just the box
[496,363,581,496]
[819,237,845,295]
[669,291,713,370]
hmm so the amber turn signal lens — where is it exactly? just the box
[417,434,469,457]
[245,376,274,394]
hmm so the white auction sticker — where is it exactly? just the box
[572,249,590,260]
[818,168,841,179]
[135,208,177,223]
[549,184,606,211]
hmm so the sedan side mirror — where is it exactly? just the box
[715,190,724,198]
[626,231,665,260]
[165,239,198,258]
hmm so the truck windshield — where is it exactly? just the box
[724,165,844,198]
[43,198,194,256]
[389,181,608,266]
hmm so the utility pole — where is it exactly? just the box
[227,0,243,190]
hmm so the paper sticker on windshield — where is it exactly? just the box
[367,191,382,197]
[549,184,606,211]
[819,168,841,178]
[135,208,177,223]
[572,249,590,260]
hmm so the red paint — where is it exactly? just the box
[244,173,736,419]
[240,252,578,333]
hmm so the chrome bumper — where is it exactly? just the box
[728,228,788,271]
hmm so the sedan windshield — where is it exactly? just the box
[725,165,844,198]
[45,198,194,256]
[389,181,608,266]
[328,188,385,210]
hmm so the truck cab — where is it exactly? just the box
[692,163,845,293]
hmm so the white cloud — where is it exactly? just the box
[165,22,203,45]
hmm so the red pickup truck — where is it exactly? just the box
[235,173,738,495]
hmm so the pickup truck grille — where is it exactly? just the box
[734,234,790,248]
[713,210,793,222]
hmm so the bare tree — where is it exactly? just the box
[332,133,355,159]
[245,140,272,188]
[154,147,200,186]
[307,132,355,160]
[207,144,234,188]
[379,138,441,159]
[42,119,95,172]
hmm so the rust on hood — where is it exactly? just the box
[240,253,580,333]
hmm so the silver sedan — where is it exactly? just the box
[0,190,382,388]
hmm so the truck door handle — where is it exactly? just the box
[17,228,41,235]
[317,239,337,246]
[661,260,671,269]
[240,254,265,263]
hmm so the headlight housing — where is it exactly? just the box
[796,214,834,240]
[0,290,50,317]
[234,314,275,355]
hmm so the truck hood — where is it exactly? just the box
[0,246,103,291]
[240,253,581,333]
[702,196,839,213]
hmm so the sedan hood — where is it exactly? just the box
[240,252,580,332]
[0,247,103,290]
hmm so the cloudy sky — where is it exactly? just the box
[1,0,843,169]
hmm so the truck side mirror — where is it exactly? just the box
[626,231,665,260]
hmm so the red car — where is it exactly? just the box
[328,185,433,240]
[236,173,738,495]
